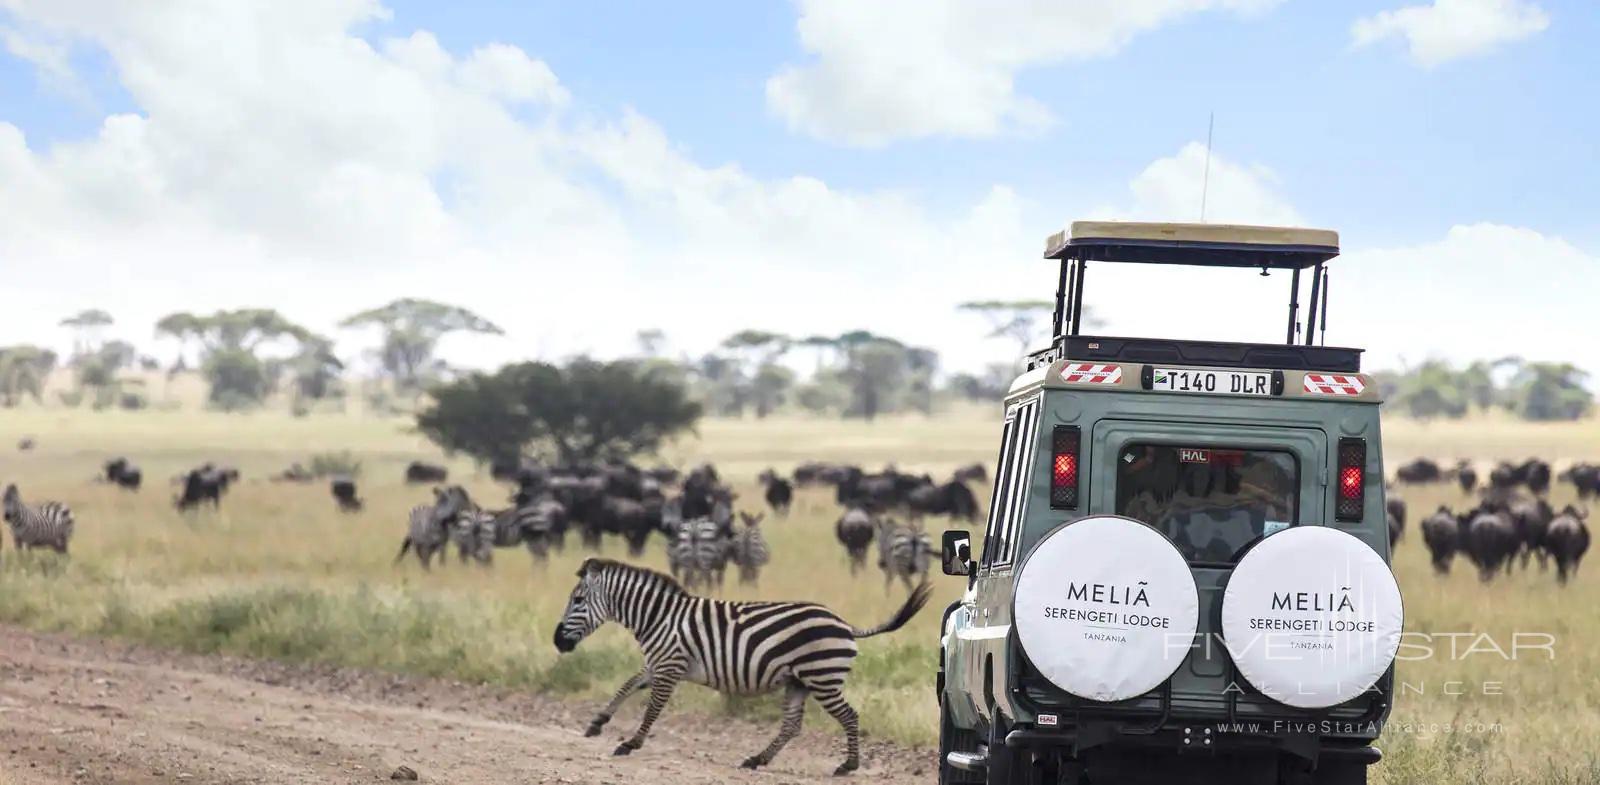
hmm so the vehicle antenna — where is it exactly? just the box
[1199,111,1214,223]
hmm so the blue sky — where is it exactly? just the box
[0,0,1594,375]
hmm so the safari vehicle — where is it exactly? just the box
[937,222,1402,785]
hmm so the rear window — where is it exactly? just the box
[1114,444,1298,565]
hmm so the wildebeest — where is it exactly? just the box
[758,470,794,517]
[272,463,315,483]
[103,457,142,491]
[907,480,980,524]
[404,461,449,484]
[1454,460,1478,494]
[173,464,236,511]
[1489,461,1523,491]
[1544,506,1590,584]
[1507,495,1554,570]
[331,476,362,513]
[1463,508,1518,581]
[1420,506,1461,574]
[1560,463,1600,500]
[835,507,875,575]
[1385,497,1407,545]
[1395,458,1442,485]
[1521,459,1552,495]
[17,437,35,451]
[952,463,988,485]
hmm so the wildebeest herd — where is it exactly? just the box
[1392,457,1592,583]
[392,459,986,593]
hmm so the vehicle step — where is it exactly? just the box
[946,749,989,772]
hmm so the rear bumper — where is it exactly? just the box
[1004,723,1383,766]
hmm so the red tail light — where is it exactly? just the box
[1051,426,1080,509]
[1336,438,1366,522]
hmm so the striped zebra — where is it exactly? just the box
[394,486,474,570]
[2,484,74,554]
[451,505,558,566]
[668,517,731,590]
[874,517,932,592]
[729,511,771,586]
[555,558,931,773]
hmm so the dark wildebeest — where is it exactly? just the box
[1386,497,1407,545]
[1420,507,1461,574]
[835,507,875,575]
[1544,506,1591,584]
[1454,461,1478,494]
[1463,508,1519,581]
[907,481,980,524]
[952,463,988,485]
[1488,461,1524,492]
[104,457,142,491]
[404,461,448,484]
[174,465,227,511]
[1395,458,1442,485]
[331,476,362,513]
[1521,459,1552,495]
[17,437,35,451]
[1561,464,1600,500]
[758,469,793,517]
[601,496,652,556]
[1507,495,1554,570]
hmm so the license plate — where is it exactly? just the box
[1149,367,1274,397]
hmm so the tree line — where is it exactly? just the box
[1373,358,1592,422]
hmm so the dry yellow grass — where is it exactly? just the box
[0,406,1597,783]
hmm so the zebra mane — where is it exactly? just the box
[581,558,689,596]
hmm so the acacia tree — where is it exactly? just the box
[340,299,503,394]
[60,309,114,358]
[1507,362,1592,422]
[416,359,702,465]
[721,330,792,418]
[155,309,319,410]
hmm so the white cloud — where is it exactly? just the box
[1351,0,1549,67]
[0,0,1042,374]
[1112,141,1303,226]
[766,0,1281,146]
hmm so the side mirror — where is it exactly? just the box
[942,530,973,576]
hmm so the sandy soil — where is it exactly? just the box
[0,627,934,784]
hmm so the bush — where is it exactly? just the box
[308,451,362,478]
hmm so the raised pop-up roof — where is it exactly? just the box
[1045,221,1340,268]
[1034,220,1356,372]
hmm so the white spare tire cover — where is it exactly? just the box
[1013,516,1199,702]
[1221,527,1403,709]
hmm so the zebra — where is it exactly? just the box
[455,504,560,566]
[394,486,472,569]
[555,558,931,774]
[729,511,771,586]
[875,517,932,592]
[669,517,731,590]
[834,507,875,575]
[2,484,74,554]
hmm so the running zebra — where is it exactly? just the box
[555,558,931,774]
[3,484,74,554]
[394,486,472,570]
[875,518,932,592]
[729,511,771,586]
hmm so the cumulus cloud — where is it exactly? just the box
[1351,0,1549,67]
[766,0,1281,146]
[0,0,1042,373]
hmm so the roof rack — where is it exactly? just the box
[1043,221,1341,348]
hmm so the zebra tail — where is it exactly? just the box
[394,536,414,565]
[850,581,932,639]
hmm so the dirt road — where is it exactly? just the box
[0,627,934,784]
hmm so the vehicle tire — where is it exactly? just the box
[1314,760,1367,785]
[938,697,984,784]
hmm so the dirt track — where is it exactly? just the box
[0,627,933,784]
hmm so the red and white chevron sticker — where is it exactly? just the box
[1060,363,1122,385]
[1303,374,1366,396]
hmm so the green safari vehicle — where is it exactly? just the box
[937,222,1402,785]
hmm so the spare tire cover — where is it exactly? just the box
[1221,526,1403,709]
[1012,516,1199,702]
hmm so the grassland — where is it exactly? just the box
[0,405,1597,784]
